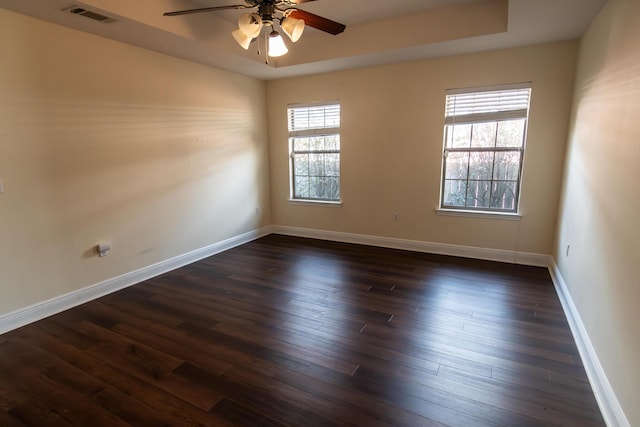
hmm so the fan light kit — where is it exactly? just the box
[164,0,345,60]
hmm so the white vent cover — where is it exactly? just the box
[63,5,116,23]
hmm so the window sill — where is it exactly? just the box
[435,208,522,220]
[288,199,343,207]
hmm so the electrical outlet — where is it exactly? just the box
[393,212,400,222]
[97,243,111,257]
[255,207,260,216]
[0,178,4,193]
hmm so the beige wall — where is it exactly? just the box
[555,0,640,424]
[267,42,578,256]
[0,9,271,316]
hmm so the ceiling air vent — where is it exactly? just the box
[63,5,116,23]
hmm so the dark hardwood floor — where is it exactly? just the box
[0,234,605,426]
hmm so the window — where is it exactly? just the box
[440,83,531,213]
[288,102,341,202]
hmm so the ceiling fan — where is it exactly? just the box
[163,0,346,58]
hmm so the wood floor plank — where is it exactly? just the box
[436,364,605,426]
[0,234,605,426]
[197,362,398,427]
[0,338,130,426]
[0,410,28,427]
[15,326,226,423]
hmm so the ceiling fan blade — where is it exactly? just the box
[163,5,249,17]
[287,0,317,4]
[288,9,345,35]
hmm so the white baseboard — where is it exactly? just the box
[548,260,630,427]
[0,226,272,335]
[271,225,550,267]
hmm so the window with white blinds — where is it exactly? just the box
[440,83,532,213]
[288,102,341,202]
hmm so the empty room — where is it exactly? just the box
[0,0,638,425]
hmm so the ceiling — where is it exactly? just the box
[0,0,608,80]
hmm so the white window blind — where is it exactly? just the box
[288,103,340,137]
[445,83,531,125]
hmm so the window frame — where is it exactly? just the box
[439,83,532,215]
[287,101,342,204]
